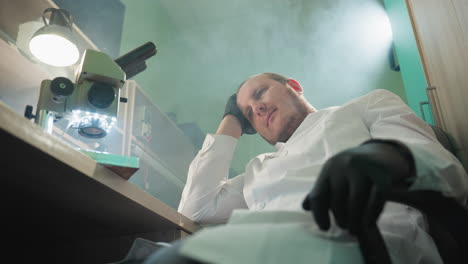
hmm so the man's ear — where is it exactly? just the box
[287,79,303,93]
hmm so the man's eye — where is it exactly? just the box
[255,88,266,99]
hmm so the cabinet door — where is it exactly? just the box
[383,0,434,125]
[407,0,468,168]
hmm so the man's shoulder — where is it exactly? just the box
[358,89,398,101]
[367,89,398,98]
[345,89,400,107]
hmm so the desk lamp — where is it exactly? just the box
[29,8,80,67]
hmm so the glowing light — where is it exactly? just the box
[29,34,79,67]
[46,114,54,134]
[69,111,116,138]
[360,5,393,48]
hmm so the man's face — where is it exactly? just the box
[237,74,312,144]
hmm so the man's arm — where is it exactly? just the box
[303,89,468,235]
[177,131,247,224]
[302,138,416,234]
[216,115,242,139]
[178,96,250,224]
[364,89,468,203]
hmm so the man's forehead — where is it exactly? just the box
[237,74,269,104]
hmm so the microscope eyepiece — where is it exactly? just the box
[115,42,157,79]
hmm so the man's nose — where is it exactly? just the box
[253,104,267,116]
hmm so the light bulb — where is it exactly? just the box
[29,34,79,67]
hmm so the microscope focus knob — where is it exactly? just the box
[51,77,74,97]
[24,105,35,120]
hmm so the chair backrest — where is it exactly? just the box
[430,125,457,155]
[362,125,467,264]
[429,124,467,207]
[389,190,468,264]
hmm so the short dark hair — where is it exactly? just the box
[264,72,288,84]
[237,72,288,92]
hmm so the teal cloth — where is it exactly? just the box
[179,210,364,264]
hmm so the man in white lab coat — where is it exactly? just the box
[144,72,468,264]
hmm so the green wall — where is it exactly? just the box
[383,0,433,124]
[120,0,407,174]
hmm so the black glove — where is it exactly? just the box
[223,94,256,135]
[302,139,415,236]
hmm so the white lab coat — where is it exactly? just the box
[177,89,468,264]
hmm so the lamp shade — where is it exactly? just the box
[29,8,80,67]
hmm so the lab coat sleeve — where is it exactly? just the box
[178,134,248,224]
[362,89,468,203]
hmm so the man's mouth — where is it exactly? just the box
[267,109,276,127]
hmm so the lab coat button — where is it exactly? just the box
[258,202,265,209]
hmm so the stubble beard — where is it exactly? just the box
[265,91,311,145]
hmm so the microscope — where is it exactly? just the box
[25,42,157,139]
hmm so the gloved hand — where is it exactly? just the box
[223,94,256,135]
[302,139,415,236]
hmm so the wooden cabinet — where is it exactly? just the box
[385,0,468,169]
[407,0,468,169]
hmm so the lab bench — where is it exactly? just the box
[1,101,200,263]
